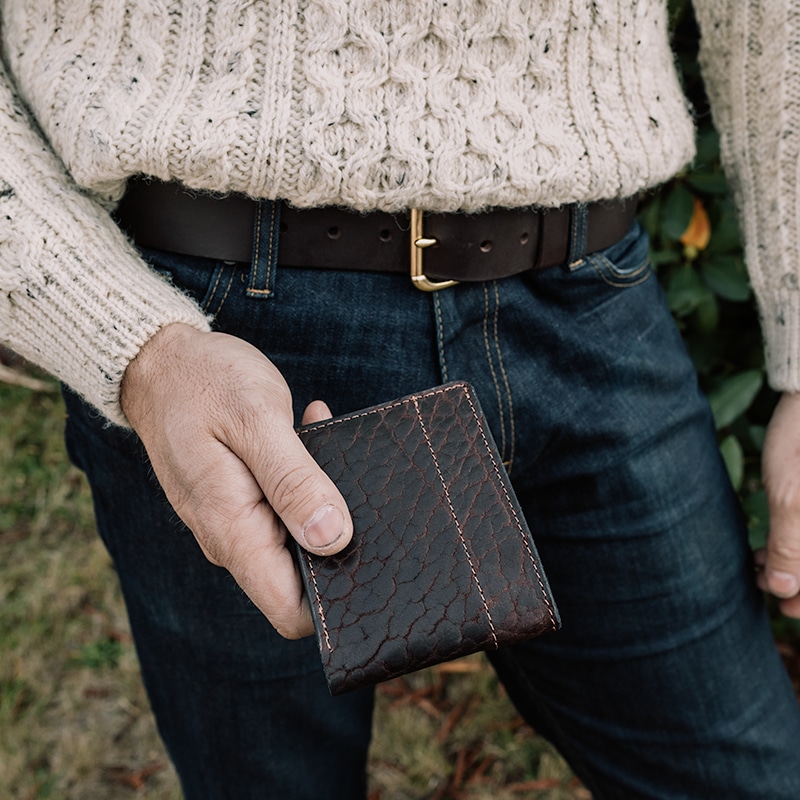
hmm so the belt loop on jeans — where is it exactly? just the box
[248,200,281,298]
[567,203,590,267]
[113,178,639,284]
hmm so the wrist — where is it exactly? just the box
[120,323,201,428]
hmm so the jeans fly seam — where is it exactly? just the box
[492,281,516,473]
[213,269,236,315]
[203,264,226,313]
[433,292,449,383]
[412,394,498,648]
[482,282,507,460]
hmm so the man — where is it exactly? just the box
[2,1,800,797]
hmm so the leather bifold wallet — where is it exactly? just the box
[295,381,560,695]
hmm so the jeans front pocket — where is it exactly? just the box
[578,219,652,288]
[138,247,242,318]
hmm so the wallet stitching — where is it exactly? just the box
[462,388,558,631]
[300,384,464,656]
[304,560,332,651]
[298,383,465,435]
[411,394,500,650]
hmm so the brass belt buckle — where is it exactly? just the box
[410,209,458,292]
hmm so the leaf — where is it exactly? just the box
[661,183,696,241]
[749,424,766,451]
[719,434,744,490]
[708,369,764,429]
[701,255,751,302]
[638,198,662,239]
[666,265,713,316]
[668,0,692,30]
[742,489,769,550]
[694,127,721,167]
[692,293,719,333]
[686,172,729,195]
[705,204,742,254]
[651,248,681,267]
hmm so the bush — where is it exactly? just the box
[646,1,774,553]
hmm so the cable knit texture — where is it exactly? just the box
[0,0,797,422]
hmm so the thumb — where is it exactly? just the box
[760,392,800,611]
[759,513,800,599]
[239,401,351,557]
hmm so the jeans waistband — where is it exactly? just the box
[115,177,637,289]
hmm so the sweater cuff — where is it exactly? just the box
[0,186,211,427]
[759,286,800,394]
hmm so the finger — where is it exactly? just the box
[222,503,316,638]
[155,439,316,638]
[777,594,800,619]
[302,399,333,426]
[761,392,800,601]
[762,482,800,599]
[228,413,353,557]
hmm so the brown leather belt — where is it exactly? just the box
[115,178,637,290]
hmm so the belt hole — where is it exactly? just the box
[520,232,529,245]
[480,240,493,253]
[327,226,341,240]
[379,228,392,242]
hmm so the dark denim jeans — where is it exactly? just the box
[64,219,800,799]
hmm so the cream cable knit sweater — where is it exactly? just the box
[0,1,796,424]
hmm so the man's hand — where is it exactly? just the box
[758,391,800,617]
[120,322,351,639]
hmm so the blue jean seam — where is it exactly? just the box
[491,281,516,472]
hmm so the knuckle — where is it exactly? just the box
[271,619,306,640]
[770,539,800,564]
[268,463,318,517]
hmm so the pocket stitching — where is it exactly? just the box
[586,252,652,288]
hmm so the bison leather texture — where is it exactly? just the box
[295,382,560,695]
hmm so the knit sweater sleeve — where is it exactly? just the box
[694,0,800,391]
[0,63,211,426]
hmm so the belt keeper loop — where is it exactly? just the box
[566,203,590,267]
[247,199,281,298]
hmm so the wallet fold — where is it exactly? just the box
[295,381,559,695]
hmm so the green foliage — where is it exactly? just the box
[73,637,123,670]
[644,3,776,534]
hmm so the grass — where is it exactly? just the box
[0,375,583,799]
[3,373,800,799]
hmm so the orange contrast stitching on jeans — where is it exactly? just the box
[482,283,507,460]
[204,265,226,312]
[492,282,516,473]
[213,270,236,314]
[433,292,449,383]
